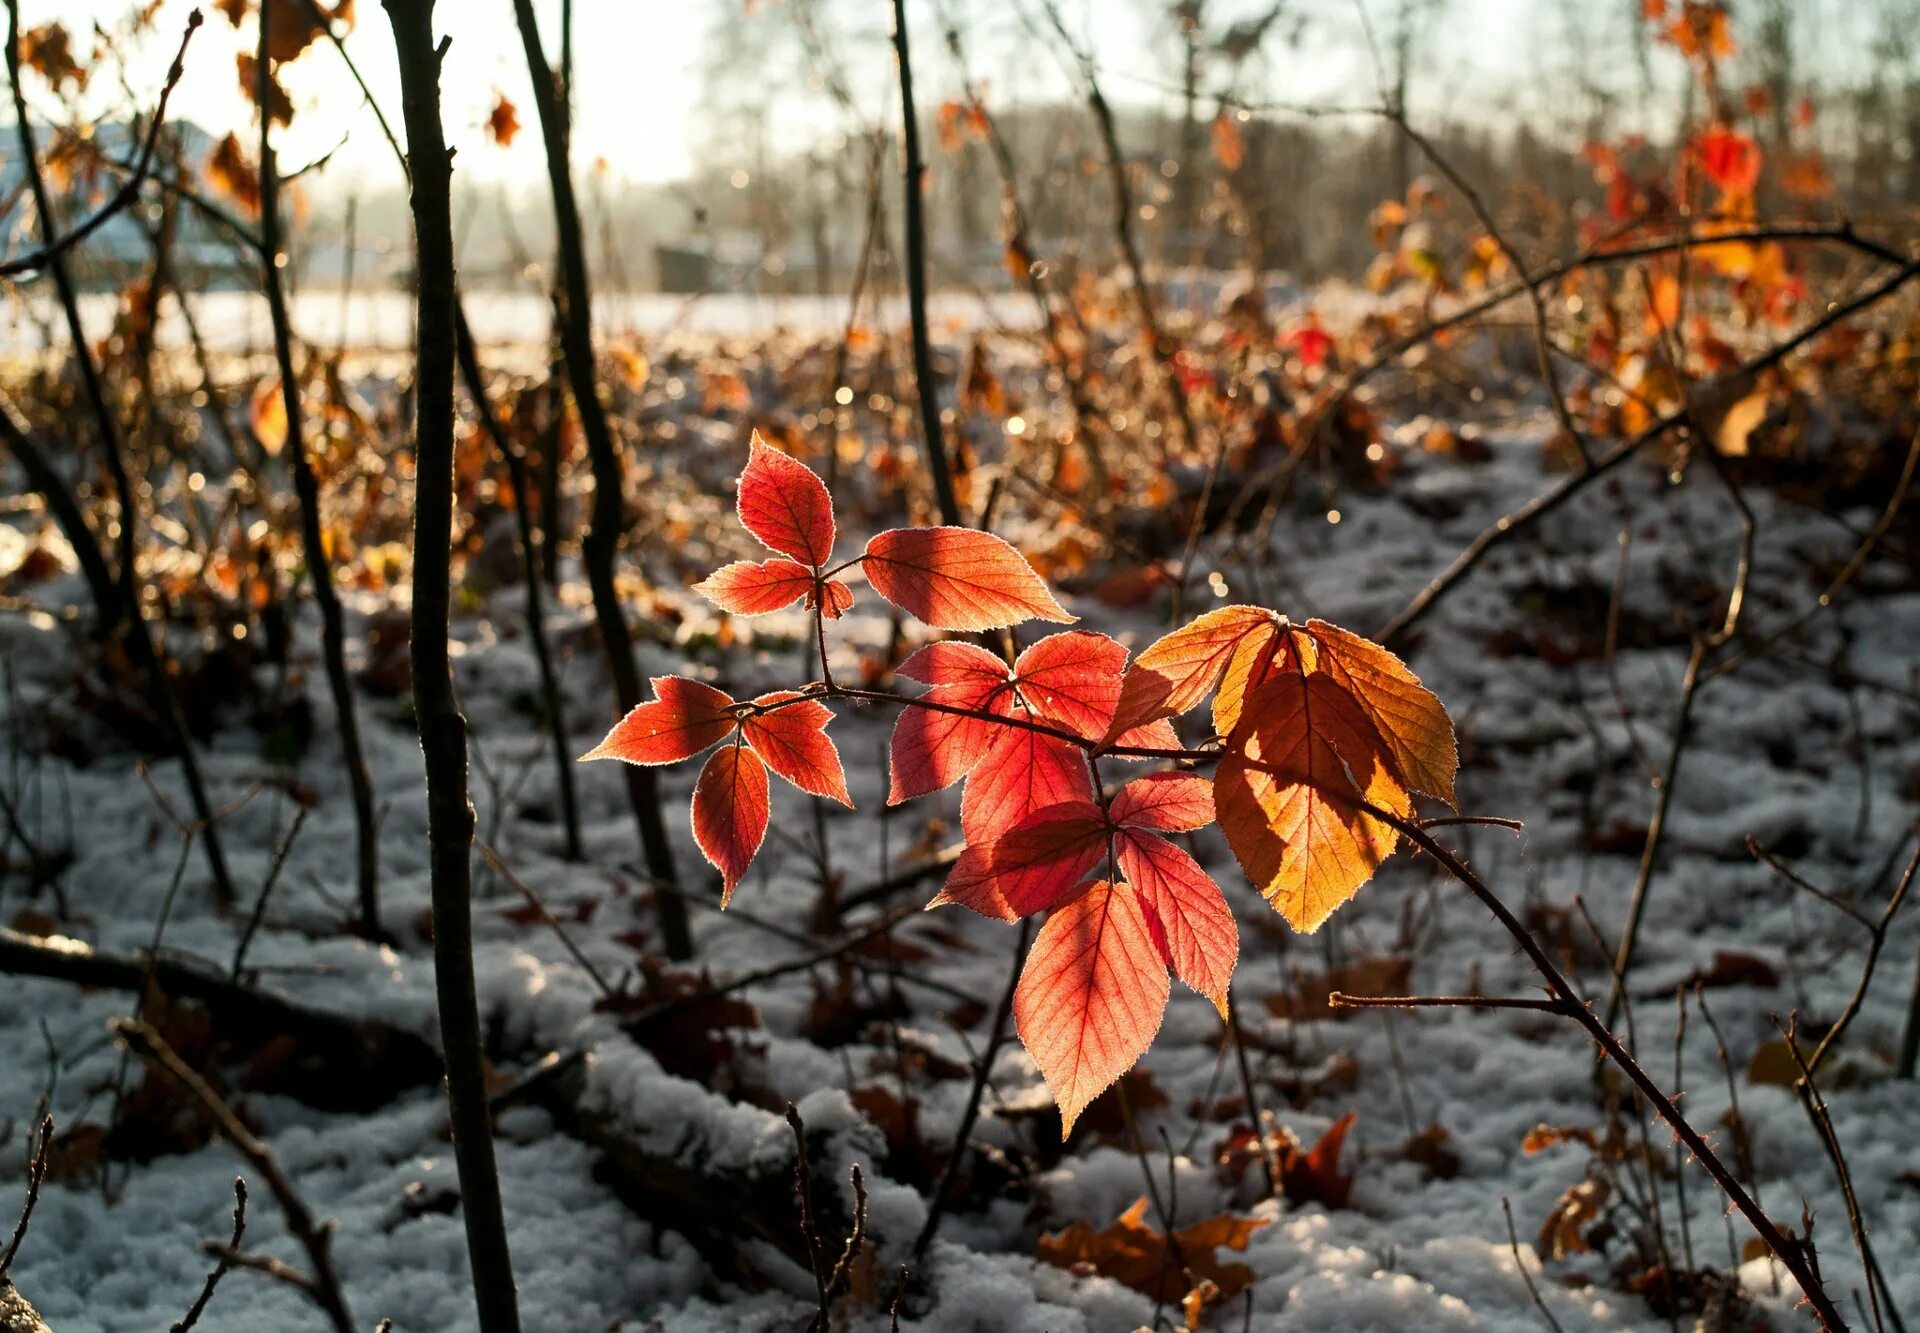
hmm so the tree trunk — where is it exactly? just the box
[380,3,523,1328]
[258,0,381,938]
[510,0,691,958]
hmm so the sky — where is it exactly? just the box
[21,0,1873,196]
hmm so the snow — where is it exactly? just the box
[2,327,1917,1331]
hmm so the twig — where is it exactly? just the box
[475,841,617,1002]
[1502,1195,1567,1333]
[111,1019,354,1332]
[231,806,309,980]
[890,0,963,527]
[911,916,1032,1261]
[171,1178,247,1333]
[0,1116,50,1278]
[1781,1017,1898,1333]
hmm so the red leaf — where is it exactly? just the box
[1104,606,1284,742]
[862,527,1073,630]
[888,641,1013,803]
[583,677,735,766]
[960,724,1093,844]
[1109,717,1183,753]
[1695,124,1762,199]
[932,800,1109,919]
[1116,831,1236,1015]
[695,559,815,615]
[1109,772,1215,832]
[738,431,835,566]
[1013,631,1125,739]
[1015,880,1170,1137]
[742,692,851,807]
[817,580,856,619]
[692,745,769,903]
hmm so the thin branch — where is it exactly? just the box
[111,1019,354,1332]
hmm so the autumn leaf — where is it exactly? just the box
[862,527,1073,631]
[1694,124,1762,200]
[19,23,86,92]
[206,132,261,216]
[1210,111,1246,172]
[887,641,1015,802]
[486,92,521,147]
[692,745,769,903]
[582,676,735,766]
[1216,673,1411,933]
[1008,631,1126,739]
[1036,1197,1268,1305]
[932,799,1109,919]
[958,723,1092,844]
[1302,619,1457,806]
[1107,771,1215,831]
[694,558,816,615]
[738,431,836,567]
[740,692,851,807]
[1115,831,1236,1015]
[1014,879,1169,1136]
[1104,605,1284,742]
[249,376,289,456]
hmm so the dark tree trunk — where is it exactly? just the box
[380,3,523,1328]
[258,0,382,938]
[510,0,691,958]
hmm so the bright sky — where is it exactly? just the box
[24,0,1841,194]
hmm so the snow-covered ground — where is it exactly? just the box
[1,375,1915,1331]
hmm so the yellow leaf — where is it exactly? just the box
[1217,673,1410,932]
[250,377,288,456]
[1303,619,1457,806]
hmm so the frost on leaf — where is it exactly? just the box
[581,677,734,766]
[1216,673,1411,933]
[1013,879,1169,1137]
[738,431,836,567]
[861,527,1073,630]
[695,558,816,616]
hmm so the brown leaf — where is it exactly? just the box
[1036,1197,1268,1305]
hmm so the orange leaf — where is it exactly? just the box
[742,692,851,807]
[738,430,836,566]
[1012,631,1125,739]
[1014,880,1169,1136]
[1216,674,1410,932]
[1116,830,1237,1015]
[695,559,815,615]
[486,92,520,147]
[1210,112,1245,172]
[1213,616,1306,738]
[1104,605,1283,742]
[1303,619,1457,806]
[583,677,735,766]
[862,527,1073,630]
[1036,1197,1268,1305]
[249,376,288,456]
[692,744,769,903]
